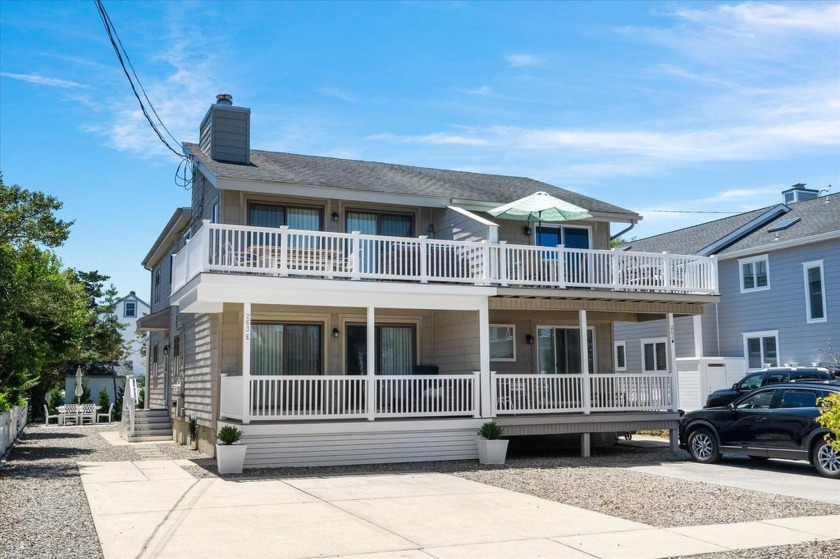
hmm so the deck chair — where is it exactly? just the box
[43,404,59,426]
[97,403,115,424]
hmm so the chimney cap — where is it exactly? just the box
[216,93,233,105]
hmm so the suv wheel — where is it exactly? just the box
[688,428,721,463]
[812,439,840,479]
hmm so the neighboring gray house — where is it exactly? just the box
[615,185,839,409]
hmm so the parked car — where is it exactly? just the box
[705,367,836,408]
[680,381,840,479]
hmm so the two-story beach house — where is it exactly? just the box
[615,185,839,410]
[134,95,719,467]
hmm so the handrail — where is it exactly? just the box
[122,376,137,437]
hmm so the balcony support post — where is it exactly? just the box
[241,302,251,425]
[366,306,376,421]
[279,226,289,277]
[580,309,591,414]
[667,312,679,412]
[419,235,429,283]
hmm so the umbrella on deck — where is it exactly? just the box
[74,366,84,405]
[488,191,592,223]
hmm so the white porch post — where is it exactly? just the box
[478,303,492,418]
[366,306,376,421]
[242,302,251,425]
[580,309,591,415]
[667,312,680,412]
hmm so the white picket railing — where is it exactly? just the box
[121,377,138,437]
[218,372,675,421]
[0,403,28,457]
[171,222,718,295]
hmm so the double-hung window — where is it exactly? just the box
[641,338,668,372]
[739,255,769,293]
[124,301,136,318]
[802,260,826,323]
[743,331,779,369]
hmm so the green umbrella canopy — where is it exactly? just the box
[488,191,592,222]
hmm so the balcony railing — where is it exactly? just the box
[219,372,676,422]
[172,221,718,295]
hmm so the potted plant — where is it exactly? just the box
[215,425,246,474]
[188,416,198,450]
[476,421,508,465]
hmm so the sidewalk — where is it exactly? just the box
[80,459,840,559]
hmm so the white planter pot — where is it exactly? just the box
[216,444,247,474]
[477,438,509,465]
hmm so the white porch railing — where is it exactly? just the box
[0,402,28,456]
[121,376,138,438]
[219,372,675,421]
[171,222,718,295]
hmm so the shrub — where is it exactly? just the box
[188,416,198,440]
[817,392,840,451]
[217,425,242,445]
[97,386,110,411]
[477,421,504,440]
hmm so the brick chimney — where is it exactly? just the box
[199,94,251,164]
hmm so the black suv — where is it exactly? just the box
[705,367,835,408]
[680,381,840,478]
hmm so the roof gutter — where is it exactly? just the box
[610,220,637,241]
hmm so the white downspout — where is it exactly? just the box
[241,302,251,425]
[366,306,376,421]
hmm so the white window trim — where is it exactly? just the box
[124,301,136,318]
[739,255,770,293]
[532,224,593,248]
[802,260,827,324]
[742,330,780,370]
[489,324,516,362]
[614,341,627,372]
[640,337,668,373]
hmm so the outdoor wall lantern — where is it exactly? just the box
[332,328,341,338]
[526,334,535,345]
[425,224,435,238]
[523,226,532,237]
[331,212,340,222]
[163,344,170,356]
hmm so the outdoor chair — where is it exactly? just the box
[97,403,115,423]
[43,404,59,426]
[80,404,97,425]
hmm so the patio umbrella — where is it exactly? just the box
[488,191,592,223]
[74,366,84,405]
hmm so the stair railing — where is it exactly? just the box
[123,376,138,437]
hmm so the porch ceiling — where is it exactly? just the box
[173,273,496,313]
[491,289,712,316]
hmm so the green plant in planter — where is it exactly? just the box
[477,421,504,440]
[217,425,242,445]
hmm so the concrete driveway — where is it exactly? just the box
[627,448,840,505]
[79,459,839,559]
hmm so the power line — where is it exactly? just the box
[94,0,192,189]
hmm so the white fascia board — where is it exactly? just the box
[717,230,840,261]
[217,177,453,208]
[174,273,495,312]
[446,205,498,227]
[141,208,191,269]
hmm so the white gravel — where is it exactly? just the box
[2,427,837,559]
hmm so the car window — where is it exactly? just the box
[736,390,776,410]
[791,370,829,380]
[766,373,788,384]
[738,373,765,390]
[779,389,818,408]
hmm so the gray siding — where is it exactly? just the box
[716,238,839,366]
[180,313,216,428]
[614,317,694,373]
[432,310,480,374]
[146,331,166,409]
[432,207,491,243]
[199,105,250,164]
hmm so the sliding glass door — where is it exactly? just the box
[345,324,414,375]
[250,323,322,375]
[537,326,594,374]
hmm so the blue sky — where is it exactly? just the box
[1,1,838,302]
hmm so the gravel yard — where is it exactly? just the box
[1,426,838,559]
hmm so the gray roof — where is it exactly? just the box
[183,143,637,218]
[623,193,840,255]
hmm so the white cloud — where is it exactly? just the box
[673,2,840,35]
[463,85,493,96]
[506,54,542,67]
[318,87,357,102]
[1,72,85,88]
[368,132,489,146]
